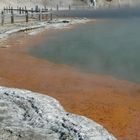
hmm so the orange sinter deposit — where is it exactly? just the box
[0,30,140,140]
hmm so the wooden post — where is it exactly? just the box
[69,5,71,11]
[19,7,22,14]
[38,9,40,21]
[25,10,28,22]
[1,11,4,26]
[38,9,42,21]
[35,5,39,12]
[25,6,27,14]
[57,4,59,11]
[11,8,14,24]
[50,8,52,21]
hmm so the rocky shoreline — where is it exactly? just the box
[0,86,116,140]
[0,18,91,44]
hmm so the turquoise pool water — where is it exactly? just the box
[29,18,140,83]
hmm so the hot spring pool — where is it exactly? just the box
[29,18,140,83]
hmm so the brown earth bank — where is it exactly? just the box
[0,29,140,140]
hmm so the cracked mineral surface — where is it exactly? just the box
[0,86,116,140]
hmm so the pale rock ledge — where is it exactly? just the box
[0,86,116,140]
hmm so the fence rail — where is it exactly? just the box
[0,5,96,25]
[1,6,53,25]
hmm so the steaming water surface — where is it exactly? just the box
[29,18,140,83]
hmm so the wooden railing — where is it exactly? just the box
[1,6,53,25]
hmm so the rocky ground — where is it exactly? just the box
[0,18,91,41]
[0,86,116,140]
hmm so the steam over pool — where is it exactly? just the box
[29,11,140,83]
